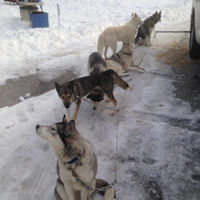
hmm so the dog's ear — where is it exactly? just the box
[64,120,75,137]
[135,13,138,18]
[55,82,61,92]
[68,120,75,131]
[158,11,161,15]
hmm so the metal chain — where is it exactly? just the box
[71,169,94,191]
[113,90,127,200]
[70,168,115,193]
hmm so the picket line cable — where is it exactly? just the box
[114,89,127,199]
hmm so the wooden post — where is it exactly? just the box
[57,4,60,28]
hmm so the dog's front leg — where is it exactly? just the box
[65,109,70,121]
[80,188,89,200]
[145,35,151,46]
[55,179,69,200]
[73,99,81,121]
[121,63,128,72]
[129,59,145,72]
[63,183,76,200]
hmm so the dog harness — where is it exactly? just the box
[70,168,113,193]
[121,51,133,56]
[64,157,113,193]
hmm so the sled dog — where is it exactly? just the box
[98,13,142,58]
[135,11,161,46]
[55,70,131,120]
[88,52,107,76]
[36,118,114,200]
[87,52,107,109]
[106,42,145,75]
[87,51,136,109]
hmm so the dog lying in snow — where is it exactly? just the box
[106,42,145,75]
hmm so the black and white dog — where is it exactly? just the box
[135,11,161,46]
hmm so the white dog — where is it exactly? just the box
[98,13,142,58]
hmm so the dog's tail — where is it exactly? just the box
[134,30,140,44]
[134,34,139,44]
[95,179,114,199]
[105,69,132,90]
[97,34,104,56]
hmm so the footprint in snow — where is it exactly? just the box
[17,111,28,122]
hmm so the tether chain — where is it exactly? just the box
[113,90,127,200]
[70,168,114,193]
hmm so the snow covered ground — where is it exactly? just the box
[0,0,191,84]
[1,0,200,200]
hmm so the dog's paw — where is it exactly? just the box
[109,111,116,116]
[126,86,133,91]
[140,67,145,72]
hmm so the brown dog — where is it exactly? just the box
[55,69,131,120]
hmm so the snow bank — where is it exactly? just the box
[0,0,191,84]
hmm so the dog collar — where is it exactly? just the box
[122,51,132,56]
[64,156,79,165]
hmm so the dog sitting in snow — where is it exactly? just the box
[36,117,114,200]
[135,11,161,46]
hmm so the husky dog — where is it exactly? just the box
[87,51,137,109]
[98,13,142,58]
[87,52,107,109]
[88,47,144,78]
[36,118,114,200]
[55,70,131,120]
[88,52,107,76]
[106,42,145,75]
[135,11,161,46]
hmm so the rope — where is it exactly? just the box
[114,90,127,199]
[136,54,145,67]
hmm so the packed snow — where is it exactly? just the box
[1,0,200,200]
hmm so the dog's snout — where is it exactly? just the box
[65,104,70,108]
[36,124,40,130]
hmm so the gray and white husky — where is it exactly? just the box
[36,118,114,200]
[135,11,161,46]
